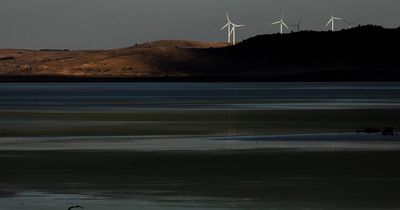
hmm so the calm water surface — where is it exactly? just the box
[1,82,400,110]
[0,82,400,138]
[1,82,400,210]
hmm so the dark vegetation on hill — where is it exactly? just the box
[0,25,399,82]
[184,25,400,81]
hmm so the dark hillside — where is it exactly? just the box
[184,25,400,81]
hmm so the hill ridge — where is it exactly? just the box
[0,25,399,81]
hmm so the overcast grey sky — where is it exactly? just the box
[0,0,398,50]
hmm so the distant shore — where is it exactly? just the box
[1,76,400,83]
[1,26,399,82]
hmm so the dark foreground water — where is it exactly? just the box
[1,82,400,210]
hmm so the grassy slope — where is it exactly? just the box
[0,40,227,78]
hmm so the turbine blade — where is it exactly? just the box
[271,21,281,25]
[221,23,229,30]
[227,12,232,23]
[325,19,332,27]
[344,19,358,25]
[282,22,289,29]
[230,27,235,35]
[298,17,303,25]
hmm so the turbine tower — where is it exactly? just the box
[290,18,303,32]
[325,15,342,31]
[271,15,289,34]
[221,13,244,45]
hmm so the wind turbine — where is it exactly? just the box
[221,13,233,43]
[271,15,289,34]
[221,13,244,45]
[229,23,244,45]
[325,15,342,31]
[290,17,303,32]
[343,19,358,29]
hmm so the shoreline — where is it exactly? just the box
[1,76,400,83]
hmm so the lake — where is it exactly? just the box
[1,82,400,139]
[1,82,400,210]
